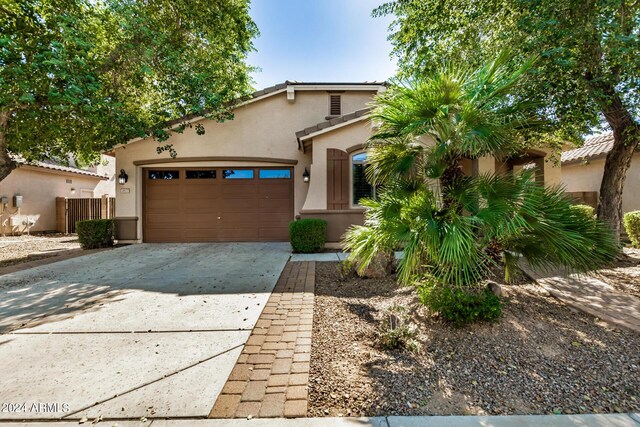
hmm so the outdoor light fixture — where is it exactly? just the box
[70,188,76,195]
[302,167,310,183]
[118,169,128,185]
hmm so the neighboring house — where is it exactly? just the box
[0,155,115,234]
[562,132,640,214]
[112,81,561,244]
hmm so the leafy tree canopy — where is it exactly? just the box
[374,0,639,144]
[374,0,639,236]
[0,0,257,178]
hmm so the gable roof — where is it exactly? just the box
[561,133,614,164]
[119,81,386,148]
[295,107,371,151]
[14,156,109,179]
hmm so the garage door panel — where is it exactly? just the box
[145,228,183,242]
[258,184,292,196]
[259,227,289,240]
[183,213,218,225]
[144,167,292,242]
[182,228,219,240]
[259,211,292,223]
[220,213,260,226]
[218,198,260,211]
[145,187,180,200]
[185,199,219,212]
[146,199,180,212]
[259,199,293,212]
[220,186,258,198]
[218,227,260,241]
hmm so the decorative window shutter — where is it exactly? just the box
[327,149,350,209]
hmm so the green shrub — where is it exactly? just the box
[377,305,420,352]
[570,204,596,221]
[624,211,640,248]
[289,219,327,253]
[418,283,502,325]
[76,219,115,249]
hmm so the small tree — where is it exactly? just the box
[344,54,617,322]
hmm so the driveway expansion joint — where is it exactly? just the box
[62,343,244,419]
[209,261,315,419]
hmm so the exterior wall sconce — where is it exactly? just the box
[70,188,76,195]
[118,169,129,185]
[302,168,310,183]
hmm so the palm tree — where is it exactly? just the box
[344,53,617,321]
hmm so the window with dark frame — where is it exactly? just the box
[259,169,291,179]
[148,170,179,180]
[352,152,374,205]
[329,94,341,116]
[186,170,216,179]
[222,169,254,179]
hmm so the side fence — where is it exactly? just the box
[56,195,116,234]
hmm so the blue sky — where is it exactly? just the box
[247,0,397,89]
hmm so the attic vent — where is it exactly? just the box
[329,95,341,116]
[66,179,72,184]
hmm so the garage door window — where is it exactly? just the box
[223,169,254,179]
[148,170,179,180]
[186,170,216,179]
[259,169,291,179]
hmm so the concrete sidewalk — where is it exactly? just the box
[1,414,639,426]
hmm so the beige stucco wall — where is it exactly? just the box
[562,154,640,214]
[114,89,378,241]
[92,155,116,197]
[302,119,373,211]
[0,167,104,233]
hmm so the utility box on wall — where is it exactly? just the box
[13,195,23,208]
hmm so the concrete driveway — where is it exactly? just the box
[0,243,291,421]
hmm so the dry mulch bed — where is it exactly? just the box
[0,234,80,268]
[594,247,640,298]
[309,262,640,417]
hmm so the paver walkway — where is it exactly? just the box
[521,263,640,334]
[210,261,315,419]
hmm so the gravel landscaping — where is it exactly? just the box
[0,234,81,268]
[594,247,640,298]
[309,262,640,417]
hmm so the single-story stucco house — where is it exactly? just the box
[562,132,640,215]
[112,81,561,245]
[0,155,115,234]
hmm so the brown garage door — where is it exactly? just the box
[143,167,294,242]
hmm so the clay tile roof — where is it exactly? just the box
[561,132,615,164]
[295,107,371,140]
[13,156,108,179]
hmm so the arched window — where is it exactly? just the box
[352,152,374,205]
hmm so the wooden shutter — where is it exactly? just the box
[329,95,341,116]
[327,149,350,210]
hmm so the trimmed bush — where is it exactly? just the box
[624,211,640,248]
[570,204,596,221]
[76,219,115,249]
[289,219,326,253]
[418,283,502,325]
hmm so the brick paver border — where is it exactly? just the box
[209,261,315,419]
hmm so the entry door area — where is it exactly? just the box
[143,167,294,242]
